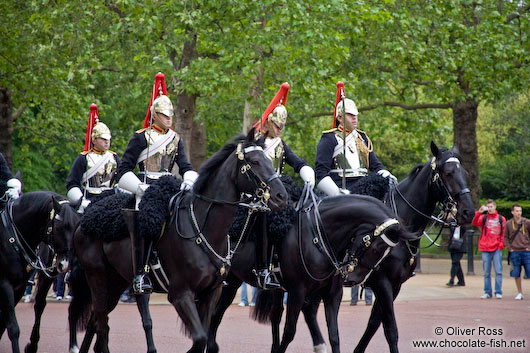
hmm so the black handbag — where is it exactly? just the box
[449,237,465,252]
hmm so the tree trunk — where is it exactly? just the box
[452,99,480,207]
[0,87,14,169]
[172,32,206,169]
[242,67,264,134]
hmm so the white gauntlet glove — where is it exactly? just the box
[377,169,397,184]
[6,178,21,199]
[181,170,199,191]
[317,176,341,197]
[79,198,91,214]
[299,166,315,189]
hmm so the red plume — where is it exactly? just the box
[143,72,168,128]
[83,104,99,152]
[253,82,290,132]
[332,81,345,129]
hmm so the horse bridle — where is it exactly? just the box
[391,155,470,228]
[181,142,280,275]
[390,154,470,252]
[296,184,400,281]
[2,199,68,277]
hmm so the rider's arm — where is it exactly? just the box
[117,133,147,181]
[282,141,306,173]
[66,154,87,193]
[175,139,193,177]
[314,133,337,183]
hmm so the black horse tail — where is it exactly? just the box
[68,261,92,331]
[250,289,276,324]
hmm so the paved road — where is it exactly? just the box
[3,259,530,352]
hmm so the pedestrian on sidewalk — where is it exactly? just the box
[504,204,530,300]
[350,285,373,305]
[446,225,466,287]
[238,282,257,307]
[472,199,506,299]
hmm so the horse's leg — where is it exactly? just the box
[0,280,21,353]
[78,313,96,353]
[24,274,53,353]
[89,274,123,353]
[168,291,207,353]
[276,289,306,353]
[354,280,397,353]
[269,290,285,353]
[135,293,157,353]
[207,277,242,353]
[302,294,326,353]
[322,284,343,353]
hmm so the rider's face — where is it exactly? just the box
[264,121,283,138]
[153,112,173,131]
[93,138,110,151]
[339,113,358,131]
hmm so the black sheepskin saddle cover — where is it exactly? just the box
[80,176,182,242]
[228,173,388,243]
[348,172,389,201]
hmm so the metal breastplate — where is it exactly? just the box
[142,129,180,174]
[264,137,285,175]
[84,151,117,191]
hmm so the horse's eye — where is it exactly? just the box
[251,160,260,166]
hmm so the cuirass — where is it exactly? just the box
[85,151,117,188]
[332,131,369,177]
[142,129,180,173]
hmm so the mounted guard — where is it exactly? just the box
[0,153,21,208]
[252,82,315,288]
[66,104,120,213]
[315,81,396,198]
[117,72,199,295]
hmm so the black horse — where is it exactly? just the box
[0,192,78,353]
[298,142,475,353]
[207,187,417,353]
[71,130,288,353]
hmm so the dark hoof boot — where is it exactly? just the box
[132,274,153,294]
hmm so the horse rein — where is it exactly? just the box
[1,199,64,277]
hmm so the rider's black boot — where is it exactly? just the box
[122,209,153,295]
[255,216,281,289]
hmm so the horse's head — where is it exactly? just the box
[430,142,474,225]
[49,196,80,273]
[234,128,288,211]
[345,217,415,285]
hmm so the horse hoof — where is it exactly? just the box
[24,344,36,353]
[313,343,327,353]
[70,346,80,353]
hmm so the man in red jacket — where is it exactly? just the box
[472,199,506,299]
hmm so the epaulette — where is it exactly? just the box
[136,128,147,134]
[321,128,338,134]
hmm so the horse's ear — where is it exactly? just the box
[15,170,22,181]
[52,196,63,213]
[246,127,256,143]
[451,145,460,157]
[430,141,440,157]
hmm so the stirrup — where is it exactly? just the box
[132,273,153,294]
[256,269,281,290]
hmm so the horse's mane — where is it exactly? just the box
[193,134,264,193]
[18,191,64,215]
